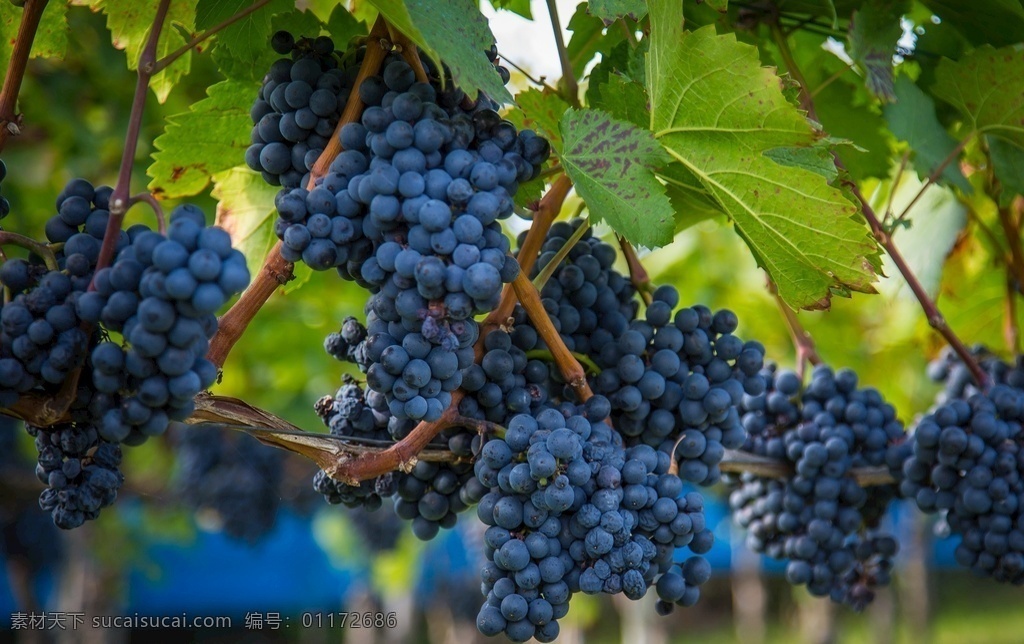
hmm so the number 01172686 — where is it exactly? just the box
[300,612,398,628]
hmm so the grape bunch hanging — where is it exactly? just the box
[0,179,250,528]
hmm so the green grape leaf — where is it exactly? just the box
[763,145,839,182]
[588,74,649,129]
[658,162,726,231]
[488,0,532,19]
[514,175,544,209]
[702,0,729,11]
[559,108,674,248]
[212,166,281,280]
[988,136,1024,204]
[812,78,892,181]
[368,0,512,104]
[588,0,647,22]
[82,0,199,103]
[932,45,1024,146]
[326,4,365,44]
[848,0,907,101]
[211,9,324,81]
[648,0,879,310]
[566,2,624,78]
[148,80,258,199]
[884,74,970,193]
[921,0,1024,48]
[0,1,68,74]
[504,88,568,153]
[195,0,294,70]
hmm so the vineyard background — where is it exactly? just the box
[0,0,1022,642]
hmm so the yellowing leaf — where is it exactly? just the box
[932,45,1024,146]
[82,0,198,103]
[148,80,259,199]
[212,166,281,279]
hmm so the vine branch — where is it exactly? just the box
[890,134,973,231]
[719,449,895,487]
[149,0,276,74]
[844,177,989,388]
[997,203,1024,293]
[512,271,593,401]
[1006,276,1020,355]
[91,0,172,281]
[0,0,50,153]
[769,280,823,379]
[544,0,580,108]
[771,20,989,390]
[487,174,572,327]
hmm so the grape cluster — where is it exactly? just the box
[519,219,638,355]
[0,179,125,406]
[892,383,1024,584]
[489,225,764,485]
[394,456,483,540]
[0,268,90,406]
[927,345,1024,403]
[729,365,904,608]
[76,205,250,444]
[247,32,362,188]
[272,46,550,422]
[592,291,764,484]
[174,428,284,542]
[29,422,124,530]
[473,397,713,641]
[3,188,247,531]
[312,377,399,510]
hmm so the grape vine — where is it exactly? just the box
[0,0,1022,640]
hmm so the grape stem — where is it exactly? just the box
[888,134,973,231]
[532,216,589,290]
[720,449,896,487]
[386,23,430,84]
[330,391,467,484]
[0,232,60,271]
[0,0,49,154]
[148,0,276,74]
[544,0,580,108]
[618,236,654,306]
[207,16,392,369]
[512,271,593,401]
[91,0,172,284]
[495,51,559,94]
[771,22,989,390]
[525,349,602,376]
[845,178,989,388]
[307,16,392,186]
[323,174,580,484]
[129,192,166,234]
[768,279,823,379]
[487,174,573,329]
